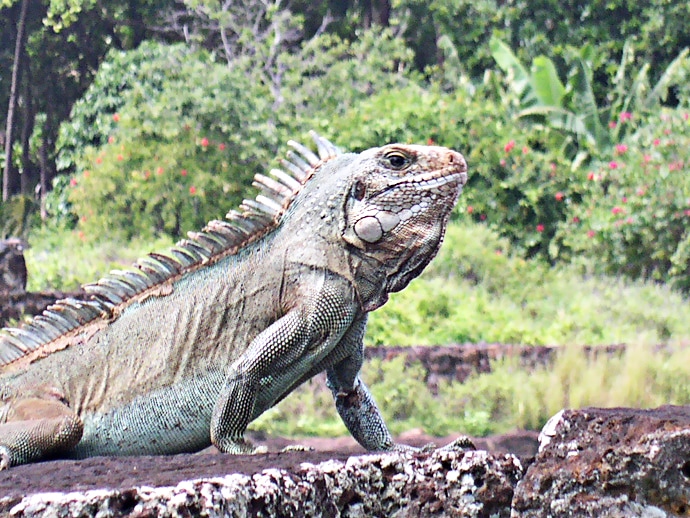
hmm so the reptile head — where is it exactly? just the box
[341,143,468,297]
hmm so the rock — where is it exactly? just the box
[0,238,27,295]
[0,448,523,517]
[513,405,690,517]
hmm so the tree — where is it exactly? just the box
[3,0,28,201]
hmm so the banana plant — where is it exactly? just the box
[489,36,688,165]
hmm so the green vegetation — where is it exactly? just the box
[3,0,690,438]
[368,223,690,346]
[252,342,690,438]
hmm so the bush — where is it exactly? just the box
[555,108,690,291]
[61,42,276,240]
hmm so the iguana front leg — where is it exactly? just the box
[210,280,357,453]
[0,396,83,469]
[326,315,397,452]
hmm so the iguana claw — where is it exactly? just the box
[440,436,476,452]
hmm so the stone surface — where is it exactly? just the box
[2,406,690,516]
[0,447,523,517]
[513,405,690,517]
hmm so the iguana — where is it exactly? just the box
[0,132,468,469]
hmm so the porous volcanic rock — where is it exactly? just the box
[513,405,690,517]
[0,447,523,517]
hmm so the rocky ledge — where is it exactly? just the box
[0,405,688,517]
[514,404,690,517]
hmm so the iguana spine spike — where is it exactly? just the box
[186,232,225,253]
[269,169,301,191]
[147,253,181,275]
[279,159,310,181]
[284,152,312,176]
[252,174,293,199]
[287,140,320,166]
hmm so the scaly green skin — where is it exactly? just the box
[0,138,467,468]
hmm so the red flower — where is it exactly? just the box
[572,216,580,224]
[653,138,661,146]
[95,157,103,165]
[108,136,115,144]
[181,169,188,177]
[218,143,226,151]
[621,196,628,203]
[609,161,619,169]
[427,138,435,145]
[480,214,487,221]
[608,121,617,129]
[619,112,632,122]
[467,206,474,214]
[144,170,151,180]
[587,171,596,181]
[587,230,596,238]
[70,178,78,187]
[612,206,624,215]
[83,170,90,178]
[189,186,197,195]
[555,192,564,201]
[117,154,124,161]
[504,140,515,153]
[643,154,652,163]
[536,224,545,233]
[500,158,507,167]
[200,138,209,148]
[637,187,646,196]
[112,113,120,123]
[156,167,164,176]
[522,146,529,155]
[615,144,628,154]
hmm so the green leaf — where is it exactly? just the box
[531,56,565,107]
[489,37,533,103]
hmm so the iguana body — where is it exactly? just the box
[0,133,467,468]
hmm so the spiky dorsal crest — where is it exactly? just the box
[0,132,340,369]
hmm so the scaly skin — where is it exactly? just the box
[0,138,467,468]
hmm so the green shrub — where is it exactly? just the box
[555,108,690,291]
[60,42,275,240]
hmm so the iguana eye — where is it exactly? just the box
[384,150,410,170]
[353,180,366,201]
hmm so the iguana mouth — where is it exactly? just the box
[378,165,468,197]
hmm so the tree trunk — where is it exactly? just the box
[20,62,35,195]
[3,0,30,201]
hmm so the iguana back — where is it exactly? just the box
[0,133,467,468]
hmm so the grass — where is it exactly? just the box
[251,342,690,438]
[367,222,690,346]
[24,226,173,292]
